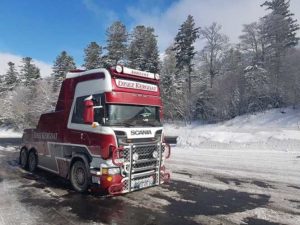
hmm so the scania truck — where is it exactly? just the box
[20,65,171,195]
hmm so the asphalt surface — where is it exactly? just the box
[0,138,297,225]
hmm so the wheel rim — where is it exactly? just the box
[21,150,27,166]
[75,167,85,185]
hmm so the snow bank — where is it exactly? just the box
[164,107,300,150]
[0,127,22,138]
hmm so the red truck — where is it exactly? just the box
[20,65,170,195]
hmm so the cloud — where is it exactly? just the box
[0,52,52,77]
[127,0,300,52]
[82,0,117,23]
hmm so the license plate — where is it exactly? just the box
[132,177,154,189]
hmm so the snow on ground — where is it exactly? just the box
[0,127,22,138]
[164,107,300,224]
[164,107,300,151]
[164,107,300,184]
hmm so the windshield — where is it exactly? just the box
[106,104,161,127]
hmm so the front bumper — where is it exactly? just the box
[107,143,171,195]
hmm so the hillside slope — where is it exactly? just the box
[164,107,300,151]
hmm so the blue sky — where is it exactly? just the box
[0,0,299,76]
[0,0,176,66]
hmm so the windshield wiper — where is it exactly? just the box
[136,121,161,127]
[109,122,135,127]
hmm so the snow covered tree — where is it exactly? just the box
[173,15,200,91]
[243,66,272,112]
[128,26,159,73]
[52,51,76,92]
[29,78,56,125]
[4,62,19,88]
[19,57,40,86]
[239,22,266,66]
[200,22,228,88]
[281,48,300,108]
[105,21,128,66]
[173,15,200,122]
[261,0,300,104]
[161,46,177,120]
[142,27,160,73]
[210,48,245,119]
[83,42,103,70]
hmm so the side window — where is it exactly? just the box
[71,94,104,124]
[71,96,88,124]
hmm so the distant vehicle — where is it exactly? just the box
[20,65,171,194]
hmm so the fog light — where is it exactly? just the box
[152,150,158,158]
[133,153,139,161]
[107,176,113,182]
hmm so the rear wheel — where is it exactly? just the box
[28,150,38,172]
[20,148,28,169]
[70,160,89,193]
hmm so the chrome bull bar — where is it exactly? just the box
[109,143,170,195]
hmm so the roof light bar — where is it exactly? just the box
[114,65,160,80]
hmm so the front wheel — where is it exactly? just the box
[70,160,89,193]
[20,148,28,169]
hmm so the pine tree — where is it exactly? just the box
[4,62,19,88]
[239,22,266,66]
[161,46,177,120]
[173,15,200,122]
[19,57,41,86]
[83,42,103,70]
[261,0,300,104]
[128,26,160,73]
[52,51,76,91]
[105,21,128,66]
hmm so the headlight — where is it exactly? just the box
[101,167,121,175]
[108,167,121,175]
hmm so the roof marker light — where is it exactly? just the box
[116,65,123,73]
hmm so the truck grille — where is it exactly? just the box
[119,143,165,193]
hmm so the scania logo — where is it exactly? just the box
[131,130,152,136]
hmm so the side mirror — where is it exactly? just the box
[83,96,94,124]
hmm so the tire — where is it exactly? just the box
[28,150,38,172]
[70,160,89,193]
[20,148,28,169]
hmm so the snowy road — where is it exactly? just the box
[169,147,300,224]
[0,138,299,224]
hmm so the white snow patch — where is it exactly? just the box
[0,146,19,152]
[164,107,300,148]
[0,127,22,138]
